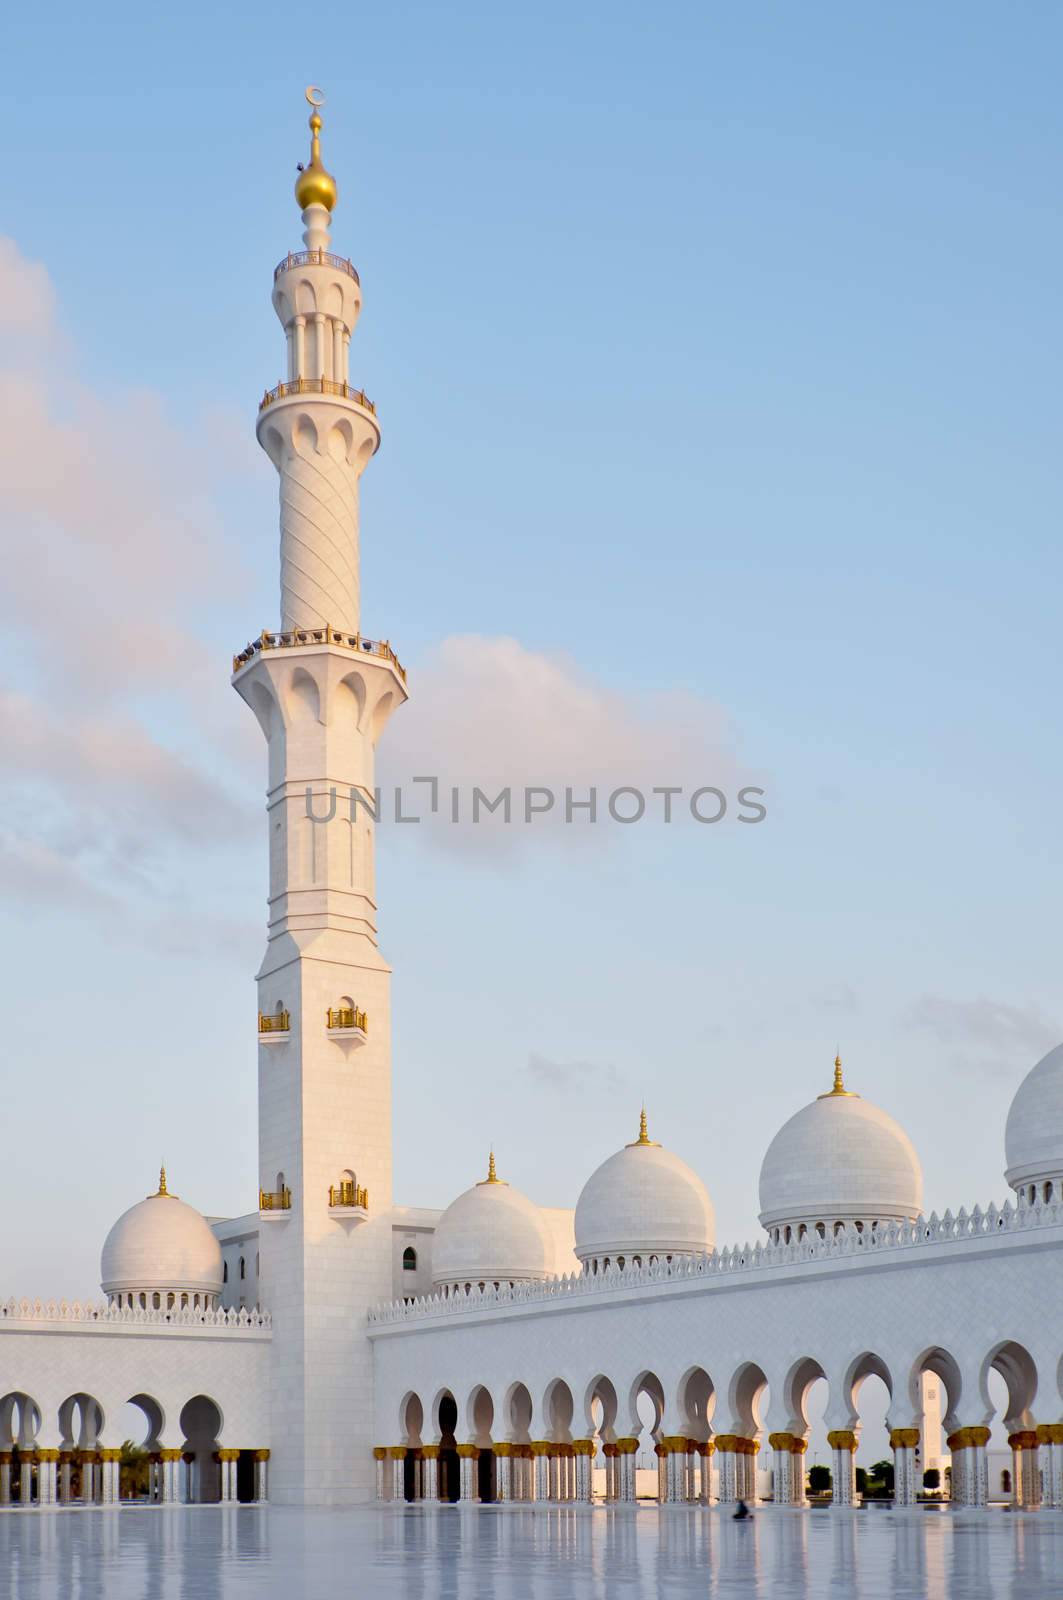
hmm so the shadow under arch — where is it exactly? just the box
[179,1395,223,1504]
[981,1340,1038,1430]
[542,1378,575,1444]
[908,1346,964,1434]
[678,1365,715,1441]
[727,1361,769,1438]
[503,1381,534,1444]
[465,1384,496,1502]
[431,1388,459,1503]
[583,1373,619,1443]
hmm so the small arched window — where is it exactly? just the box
[1001,1469,1012,1494]
[1045,1182,1053,1203]
[223,1261,229,1283]
[239,1256,246,1280]
[402,1246,417,1272]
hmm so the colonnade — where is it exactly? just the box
[0,1447,269,1508]
[374,1425,1063,1511]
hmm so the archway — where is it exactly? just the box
[0,1394,42,1506]
[57,1393,101,1504]
[114,1393,164,1502]
[180,1395,222,1504]
[982,1341,1039,1506]
[434,1391,459,1503]
[467,1385,496,1503]
[844,1353,893,1497]
[400,1392,424,1502]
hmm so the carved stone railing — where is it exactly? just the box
[367,1195,1063,1327]
[0,1298,271,1330]
[273,249,360,284]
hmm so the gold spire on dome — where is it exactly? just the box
[295,86,338,214]
[150,1164,176,1199]
[627,1107,660,1147]
[477,1150,508,1186]
[819,1054,859,1100]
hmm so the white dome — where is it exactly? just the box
[758,1061,922,1234]
[574,1114,715,1266]
[100,1170,223,1302]
[1005,1042,1063,1196]
[431,1157,550,1287]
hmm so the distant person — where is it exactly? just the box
[733,1499,751,1519]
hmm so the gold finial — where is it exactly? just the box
[819,1054,858,1099]
[295,86,338,214]
[150,1164,176,1198]
[477,1150,507,1186]
[627,1106,660,1147]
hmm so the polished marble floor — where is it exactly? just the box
[1,1503,1061,1599]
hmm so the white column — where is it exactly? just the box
[19,1454,35,1506]
[59,1454,72,1505]
[37,1453,57,1506]
[389,1449,404,1502]
[699,1446,713,1504]
[293,315,306,380]
[342,328,351,384]
[616,1441,637,1503]
[375,1450,386,1501]
[890,1430,919,1507]
[716,1440,739,1504]
[948,1429,989,1507]
[0,1455,11,1505]
[828,1433,857,1506]
[313,312,327,380]
[459,1449,477,1502]
[1040,1429,1063,1509]
[1010,1433,1041,1509]
[533,1446,549,1502]
[333,321,345,386]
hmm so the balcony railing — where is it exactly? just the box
[274,250,360,285]
[233,628,405,684]
[329,1181,369,1210]
[327,1006,367,1032]
[258,1011,290,1034]
[259,1187,292,1211]
[259,378,376,414]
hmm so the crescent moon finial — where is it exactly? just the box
[306,85,326,109]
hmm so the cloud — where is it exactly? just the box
[527,1052,628,1093]
[906,993,1059,1073]
[0,239,257,918]
[379,635,758,855]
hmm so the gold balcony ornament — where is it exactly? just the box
[327,1005,367,1032]
[259,1186,292,1211]
[259,1010,291,1034]
[259,377,376,414]
[295,86,337,214]
[328,1180,369,1209]
[232,627,404,684]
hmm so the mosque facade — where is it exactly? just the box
[2,96,1063,1516]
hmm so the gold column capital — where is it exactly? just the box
[217,1448,242,1462]
[455,1443,480,1460]
[99,1448,122,1462]
[254,1448,271,1461]
[420,1444,440,1460]
[614,1437,639,1455]
[827,1430,858,1452]
[372,1447,387,1461]
[660,1434,688,1453]
[572,1439,596,1457]
[493,1442,512,1457]
[159,1448,184,1462]
[714,1434,739,1453]
[768,1432,795,1451]
[530,1440,553,1457]
[36,1448,60,1462]
[387,1446,407,1461]
[946,1426,990,1451]
[1037,1424,1063,1445]
[889,1428,920,1450]
[1008,1430,1040,1452]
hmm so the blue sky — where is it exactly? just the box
[2,0,1062,1373]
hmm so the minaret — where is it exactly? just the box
[233,89,407,1506]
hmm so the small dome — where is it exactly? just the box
[100,1169,223,1304]
[758,1059,923,1235]
[1005,1042,1063,1198]
[432,1154,550,1288]
[574,1112,715,1267]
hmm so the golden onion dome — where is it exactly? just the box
[295,90,337,214]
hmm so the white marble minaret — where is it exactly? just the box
[233,89,407,1505]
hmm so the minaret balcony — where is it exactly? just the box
[273,250,360,285]
[259,1186,292,1220]
[328,1181,369,1222]
[258,1011,291,1044]
[259,378,376,415]
[326,1006,368,1046]
[232,628,406,685]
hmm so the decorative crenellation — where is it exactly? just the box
[0,1297,271,1330]
[368,1193,1063,1326]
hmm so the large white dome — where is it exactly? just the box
[100,1169,223,1306]
[758,1059,922,1237]
[574,1113,715,1267]
[431,1156,551,1288]
[1005,1042,1063,1200]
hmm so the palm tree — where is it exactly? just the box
[119,1440,151,1500]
